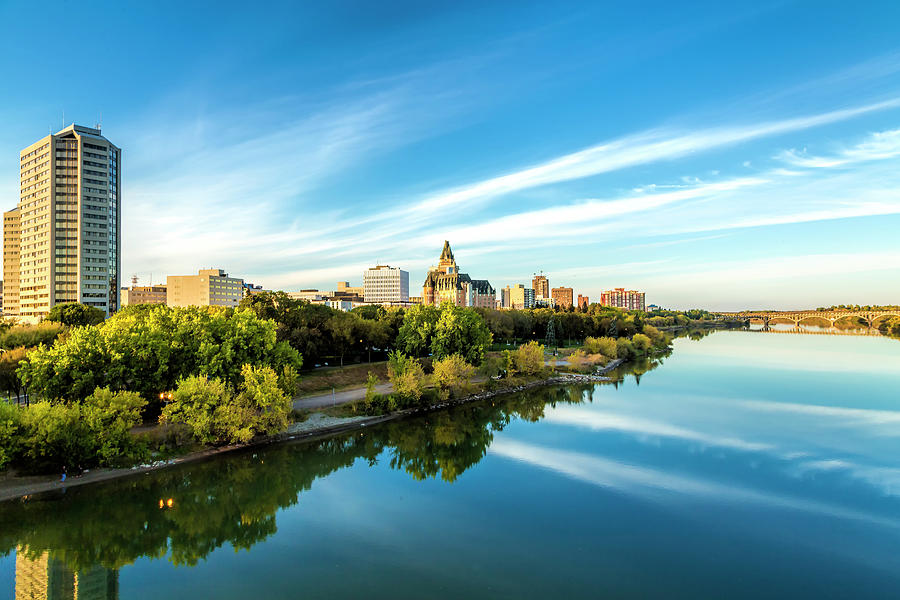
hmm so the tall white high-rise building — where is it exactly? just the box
[363,265,409,304]
[5,124,121,321]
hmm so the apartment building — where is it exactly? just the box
[363,265,409,303]
[120,285,167,307]
[3,125,122,322]
[166,269,243,308]
[577,294,590,309]
[600,288,646,311]
[532,273,549,300]
[509,284,535,310]
[551,287,573,309]
[3,208,20,315]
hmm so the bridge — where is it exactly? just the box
[716,310,900,328]
[742,326,884,337]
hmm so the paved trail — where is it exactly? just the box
[293,382,394,410]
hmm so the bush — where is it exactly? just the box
[583,336,617,358]
[387,351,426,405]
[46,303,106,327]
[0,402,23,470]
[432,354,475,400]
[365,372,379,403]
[19,402,92,472]
[505,341,545,377]
[161,375,230,445]
[616,338,635,359]
[161,365,292,445]
[632,333,653,354]
[82,388,148,466]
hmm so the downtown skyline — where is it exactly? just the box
[1,2,900,310]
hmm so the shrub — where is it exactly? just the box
[632,333,653,354]
[19,402,93,473]
[512,341,545,376]
[365,372,379,403]
[161,375,230,445]
[0,402,23,470]
[616,338,635,359]
[387,350,426,404]
[161,365,291,445]
[226,364,292,443]
[432,354,475,400]
[82,388,148,466]
[583,336,617,358]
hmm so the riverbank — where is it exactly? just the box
[0,369,619,503]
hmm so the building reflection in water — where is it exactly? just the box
[15,548,118,600]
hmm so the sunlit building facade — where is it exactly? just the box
[3,125,122,322]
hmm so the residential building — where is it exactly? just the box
[534,296,556,308]
[4,125,122,322]
[577,294,590,309]
[509,284,535,310]
[532,273,549,300]
[648,304,661,311]
[600,288,646,311]
[120,285,167,307]
[422,241,495,307]
[551,287,573,309]
[166,269,243,308]
[363,265,409,303]
[2,208,19,316]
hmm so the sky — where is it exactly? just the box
[1,1,899,311]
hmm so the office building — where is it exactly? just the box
[422,241,495,307]
[600,288,646,311]
[551,287,573,309]
[120,285,167,307]
[167,268,243,308]
[336,281,364,297]
[363,265,409,303]
[4,125,122,322]
[532,273,549,300]
[288,289,328,302]
[3,208,19,315]
[500,286,512,309]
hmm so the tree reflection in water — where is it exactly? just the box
[1,359,668,576]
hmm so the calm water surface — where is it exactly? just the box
[2,330,900,599]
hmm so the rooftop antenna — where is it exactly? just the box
[131,274,138,287]
[96,111,102,132]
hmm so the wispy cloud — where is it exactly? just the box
[778,128,900,169]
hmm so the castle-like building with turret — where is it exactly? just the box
[422,241,495,308]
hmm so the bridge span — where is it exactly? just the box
[716,310,900,327]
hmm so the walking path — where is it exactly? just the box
[293,382,393,410]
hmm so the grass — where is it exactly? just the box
[297,361,390,396]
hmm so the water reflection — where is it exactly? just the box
[0,383,616,576]
[14,551,117,600]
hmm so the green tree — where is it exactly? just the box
[396,304,441,357]
[0,347,28,403]
[632,333,653,354]
[161,375,230,444]
[430,304,492,365]
[46,303,106,327]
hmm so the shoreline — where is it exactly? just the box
[0,367,621,503]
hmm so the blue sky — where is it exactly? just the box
[1,1,899,310]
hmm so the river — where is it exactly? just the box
[2,329,899,598]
